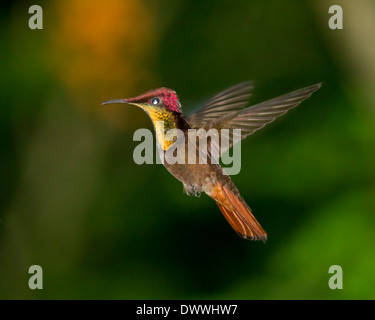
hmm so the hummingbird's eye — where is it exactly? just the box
[151,98,160,106]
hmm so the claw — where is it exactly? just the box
[183,184,201,198]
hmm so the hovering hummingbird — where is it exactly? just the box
[103,82,321,241]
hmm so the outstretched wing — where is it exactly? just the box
[187,83,322,155]
[188,81,254,127]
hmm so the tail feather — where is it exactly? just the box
[210,183,267,242]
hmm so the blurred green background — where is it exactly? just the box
[1,0,375,299]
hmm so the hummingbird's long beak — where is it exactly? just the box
[101,99,147,112]
[101,99,129,105]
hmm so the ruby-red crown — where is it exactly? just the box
[125,88,182,113]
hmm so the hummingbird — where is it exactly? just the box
[103,82,321,241]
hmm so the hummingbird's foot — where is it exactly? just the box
[183,184,201,198]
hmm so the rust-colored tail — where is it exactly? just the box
[210,183,267,241]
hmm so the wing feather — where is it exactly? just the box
[188,82,322,155]
[188,82,254,126]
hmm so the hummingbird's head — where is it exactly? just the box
[102,87,182,114]
[103,88,184,150]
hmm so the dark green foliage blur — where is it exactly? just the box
[1,0,374,299]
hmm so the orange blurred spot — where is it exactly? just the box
[48,0,159,128]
